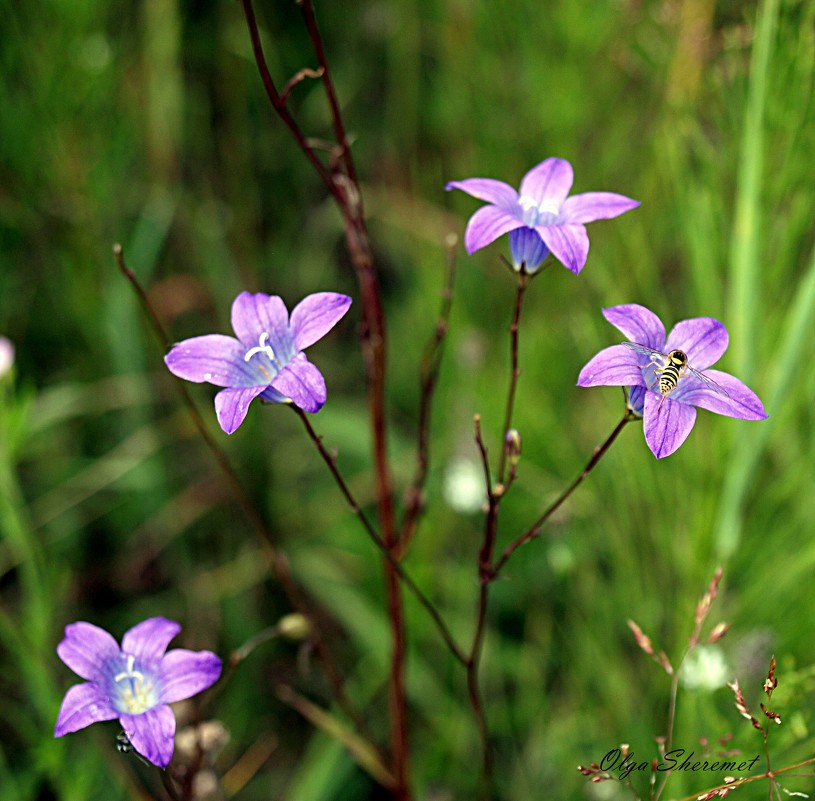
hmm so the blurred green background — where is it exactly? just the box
[2,0,814,798]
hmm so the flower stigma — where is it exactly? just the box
[518,195,560,226]
[244,332,277,364]
[113,654,157,714]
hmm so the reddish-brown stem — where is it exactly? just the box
[496,274,529,485]
[239,0,333,191]
[466,416,497,785]
[239,4,407,792]
[113,245,371,749]
[298,0,357,184]
[399,239,457,549]
[492,410,636,577]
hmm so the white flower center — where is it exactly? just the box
[113,654,158,714]
[244,332,277,364]
[518,195,561,227]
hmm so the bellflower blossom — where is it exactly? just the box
[577,304,767,458]
[165,291,352,434]
[54,617,221,768]
[445,157,639,274]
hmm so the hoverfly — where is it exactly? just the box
[621,342,729,409]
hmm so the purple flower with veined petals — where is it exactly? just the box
[54,617,221,768]
[445,157,639,274]
[165,291,352,434]
[577,304,767,458]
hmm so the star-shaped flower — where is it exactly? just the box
[165,291,352,434]
[54,617,222,768]
[445,157,639,273]
[577,304,767,458]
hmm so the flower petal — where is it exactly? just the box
[159,649,222,704]
[120,705,176,768]
[270,353,327,413]
[538,223,589,274]
[673,370,768,420]
[165,335,262,387]
[214,386,266,434]
[445,178,518,210]
[519,158,574,204]
[628,385,646,416]
[121,618,180,666]
[602,304,666,349]
[665,318,728,370]
[559,192,640,223]
[54,682,118,736]
[643,393,697,458]
[290,292,352,351]
[230,292,293,358]
[463,205,523,253]
[57,622,120,681]
[578,344,647,387]
[509,227,550,271]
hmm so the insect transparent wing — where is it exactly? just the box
[685,366,730,397]
[620,341,669,357]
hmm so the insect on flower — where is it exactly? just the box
[620,342,729,409]
[577,304,767,458]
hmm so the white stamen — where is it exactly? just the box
[537,197,561,216]
[244,332,276,363]
[114,654,144,684]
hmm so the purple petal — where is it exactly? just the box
[214,385,266,434]
[165,335,261,387]
[665,318,728,370]
[643,393,697,458]
[54,682,118,736]
[444,178,518,210]
[463,205,523,253]
[628,385,646,415]
[120,706,176,768]
[230,292,292,354]
[602,304,666,349]
[270,354,327,413]
[519,158,574,204]
[578,345,647,387]
[509,227,550,271]
[290,292,352,351]
[559,192,640,224]
[121,618,180,666]
[538,223,589,274]
[57,622,120,681]
[673,370,767,420]
[159,649,222,704]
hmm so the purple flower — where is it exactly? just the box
[577,304,767,458]
[54,617,221,768]
[165,291,352,434]
[445,157,639,274]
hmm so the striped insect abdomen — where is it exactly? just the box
[658,364,681,395]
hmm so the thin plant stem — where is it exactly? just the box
[496,273,529,485]
[466,415,497,787]
[399,237,458,550]
[291,4,409,790]
[492,409,637,577]
[114,245,372,743]
[239,0,333,191]
[293,407,467,665]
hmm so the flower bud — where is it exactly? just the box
[278,613,312,641]
[504,429,522,466]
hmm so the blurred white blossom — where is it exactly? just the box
[443,458,485,513]
[680,645,730,691]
